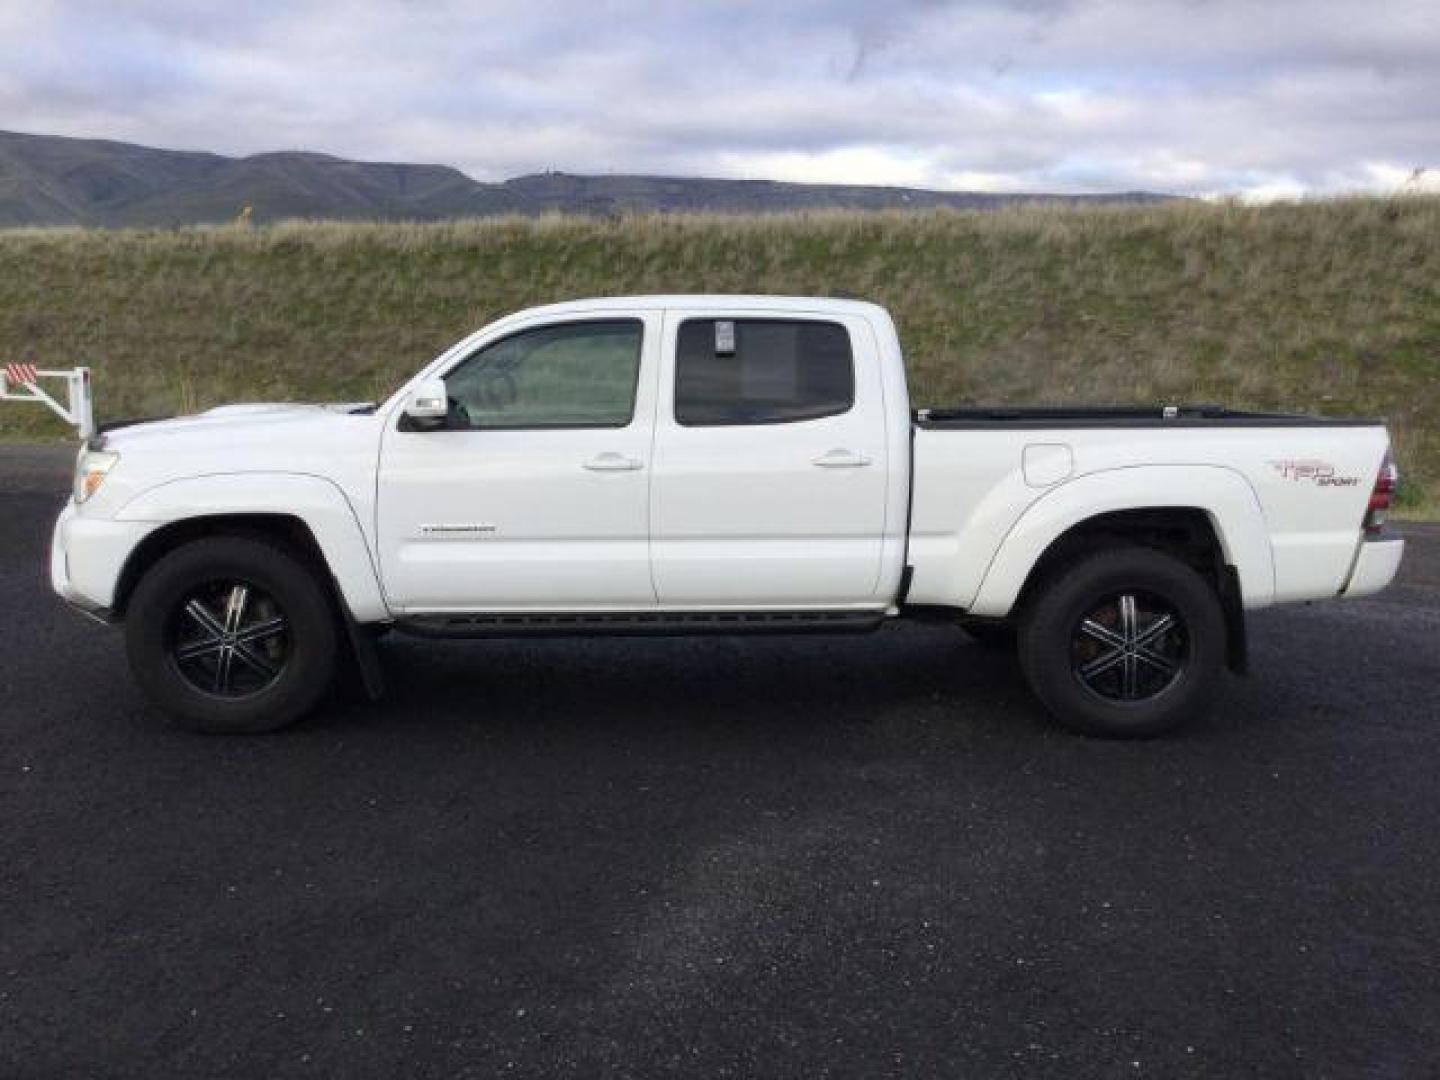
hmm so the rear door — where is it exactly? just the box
[649,308,889,607]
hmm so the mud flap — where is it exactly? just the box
[341,609,387,701]
[1219,565,1249,675]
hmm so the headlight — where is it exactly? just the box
[74,447,119,504]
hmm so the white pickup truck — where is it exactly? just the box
[51,296,1404,737]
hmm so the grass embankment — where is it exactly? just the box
[1,198,1437,513]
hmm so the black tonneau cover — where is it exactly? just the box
[913,405,1381,429]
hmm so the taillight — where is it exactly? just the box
[1364,451,1398,535]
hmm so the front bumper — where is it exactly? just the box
[1342,535,1405,598]
[50,501,158,618]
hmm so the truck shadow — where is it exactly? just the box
[311,621,1050,740]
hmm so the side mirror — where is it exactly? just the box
[403,378,449,426]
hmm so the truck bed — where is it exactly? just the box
[914,405,1381,429]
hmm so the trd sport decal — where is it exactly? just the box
[1269,459,1360,487]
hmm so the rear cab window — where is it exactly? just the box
[674,318,854,426]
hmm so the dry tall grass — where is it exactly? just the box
[1,197,1436,510]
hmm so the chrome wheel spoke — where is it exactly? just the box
[222,585,250,635]
[236,615,286,645]
[1080,647,1127,681]
[176,638,224,662]
[1135,646,1177,675]
[230,640,279,678]
[213,641,234,693]
[1135,613,1175,650]
[1121,651,1139,699]
[184,599,226,638]
[1080,619,1126,649]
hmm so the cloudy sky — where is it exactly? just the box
[3,0,1438,198]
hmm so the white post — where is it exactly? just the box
[70,368,95,440]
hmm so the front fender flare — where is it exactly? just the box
[967,465,1275,618]
[115,472,389,621]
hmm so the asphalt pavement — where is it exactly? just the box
[2,445,1438,1078]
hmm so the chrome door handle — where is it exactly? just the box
[583,453,644,472]
[812,448,872,468]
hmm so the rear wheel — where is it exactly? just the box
[125,536,339,734]
[1017,547,1225,738]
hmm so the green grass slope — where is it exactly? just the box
[1,197,1436,511]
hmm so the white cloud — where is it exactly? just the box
[1360,163,1440,195]
[0,0,1436,196]
[715,147,941,188]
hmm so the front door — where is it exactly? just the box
[377,315,659,611]
[649,310,889,607]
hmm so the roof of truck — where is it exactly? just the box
[494,295,889,323]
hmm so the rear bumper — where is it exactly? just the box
[1342,535,1404,598]
[50,502,157,617]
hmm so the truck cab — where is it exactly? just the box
[374,297,911,615]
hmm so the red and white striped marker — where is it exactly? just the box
[4,363,39,386]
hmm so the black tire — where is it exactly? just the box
[125,535,339,734]
[1017,547,1225,738]
[960,620,1017,651]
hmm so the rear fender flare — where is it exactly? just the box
[968,465,1275,618]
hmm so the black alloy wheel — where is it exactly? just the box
[1017,546,1225,738]
[125,535,339,733]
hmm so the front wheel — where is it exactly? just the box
[125,536,339,734]
[1017,547,1226,738]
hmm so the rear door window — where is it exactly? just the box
[674,319,854,426]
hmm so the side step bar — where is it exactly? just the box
[395,610,886,640]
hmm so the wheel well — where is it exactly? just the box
[1013,508,1247,672]
[112,514,331,618]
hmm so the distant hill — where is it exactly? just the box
[0,130,1177,227]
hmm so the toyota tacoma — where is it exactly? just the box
[51,296,1404,737]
